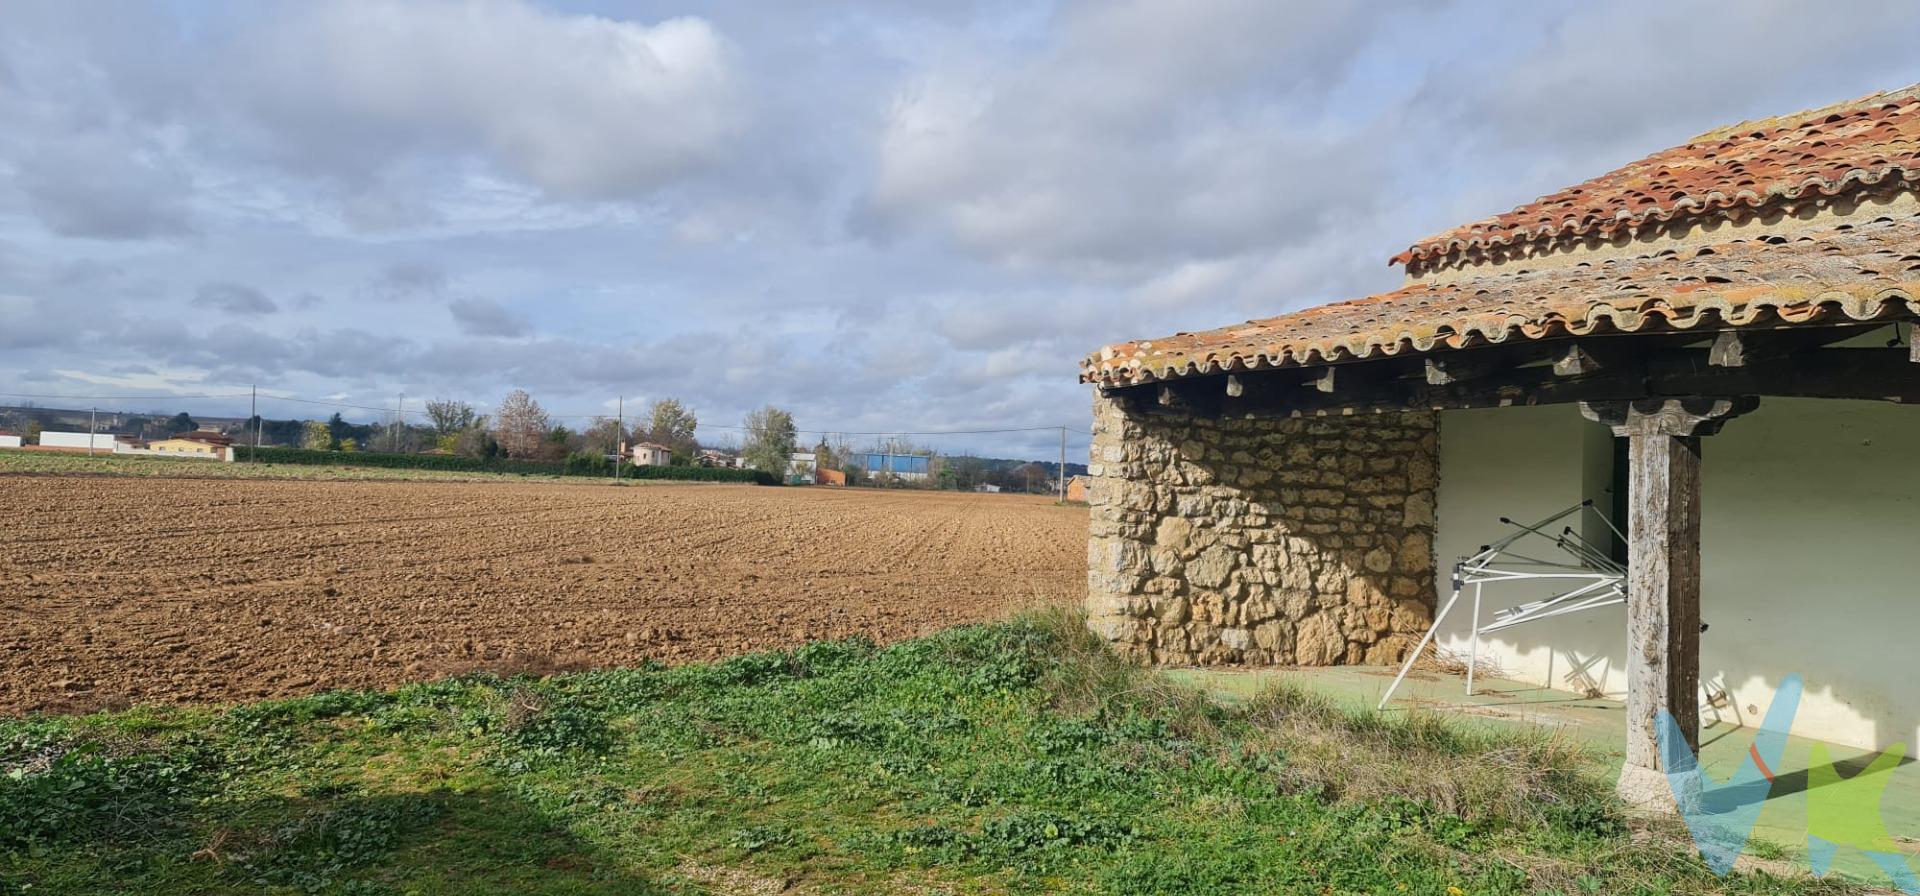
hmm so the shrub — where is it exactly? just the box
[622,464,778,485]
[563,451,610,476]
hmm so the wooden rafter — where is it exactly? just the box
[1111,326,1920,419]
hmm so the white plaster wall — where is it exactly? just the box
[1435,399,1920,752]
[1433,407,1624,702]
[0,435,20,448]
[38,431,115,450]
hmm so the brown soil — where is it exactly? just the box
[0,478,1087,715]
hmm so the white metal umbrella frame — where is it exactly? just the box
[1378,500,1627,709]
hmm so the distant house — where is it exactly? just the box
[1064,475,1089,503]
[787,452,817,484]
[38,431,118,452]
[696,449,739,468]
[630,442,673,466]
[976,484,1002,494]
[0,430,19,450]
[145,430,235,462]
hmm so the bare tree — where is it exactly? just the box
[581,416,624,457]
[453,424,497,459]
[425,398,477,436]
[492,390,551,459]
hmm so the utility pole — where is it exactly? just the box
[1058,426,1067,502]
[251,385,259,462]
[393,392,404,453]
[614,396,624,482]
[88,407,97,457]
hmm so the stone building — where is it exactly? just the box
[1081,85,1920,801]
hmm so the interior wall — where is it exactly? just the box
[1433,407,1623,700]
[1435,399,1920,753]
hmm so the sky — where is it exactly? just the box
[4,0,1920,459]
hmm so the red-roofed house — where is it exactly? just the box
[146,429,236,461]
[1082,85,1920,804]
[629,442,673,467]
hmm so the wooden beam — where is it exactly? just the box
[1626,428,1704,793]
[1150,378,1223,416]
[1656,347,1920,402]
[1708,324,1877,367]
[1309,366,1337,393]
[1111,346,1920,420]
[1707,330,1753,367]
[1553,342,1613,377]
[1157,384,1183,408]
[1424,353,1503,385]
[1580,397,1757,808]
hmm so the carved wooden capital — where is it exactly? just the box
[1578,396,1760,438]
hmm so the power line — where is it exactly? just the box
[256,394,416,414]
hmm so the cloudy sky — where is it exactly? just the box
[4,1,1919,458]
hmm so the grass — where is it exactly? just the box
[0,611,1858,895]
[0,450,623,484]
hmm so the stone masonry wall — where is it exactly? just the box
[1086,392,1439,666]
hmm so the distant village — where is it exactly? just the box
[0,397,1088,495]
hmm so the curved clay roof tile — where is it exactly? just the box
[1393,84,1920,269]
[1087,212,1920,388]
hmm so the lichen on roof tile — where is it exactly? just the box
[1393,84,1920,270]
[1083,212,1920,387]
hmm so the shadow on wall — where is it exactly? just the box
[1432,399,1920,756]
[1086,396,1441,668]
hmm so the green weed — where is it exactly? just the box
[0,612,1861,896]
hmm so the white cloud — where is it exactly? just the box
[225,1,745,200]
[5,1,1920,464]
[863,0,1402,270]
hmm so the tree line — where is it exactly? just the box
[4,394,1078,491]
[249,390,799,477]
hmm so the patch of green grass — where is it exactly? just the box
[0,611,1860,895]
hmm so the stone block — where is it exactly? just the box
[1295,612,1343,666]
[1188,544,1236,588]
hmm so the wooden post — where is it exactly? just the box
[1580,396,1757,807]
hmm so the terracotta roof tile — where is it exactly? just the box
[1395,84,1920,269]
[1084,211,1920,387]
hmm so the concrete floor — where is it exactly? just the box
[1166,663,1920,888]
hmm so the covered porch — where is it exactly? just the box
[1080,84,1920,817]
[1170,661,1920,886]
[1104,309,1920,805]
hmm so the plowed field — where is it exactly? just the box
[1,478,1087,714]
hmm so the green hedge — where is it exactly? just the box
[233,446,776,485]
[619,464,776,484]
